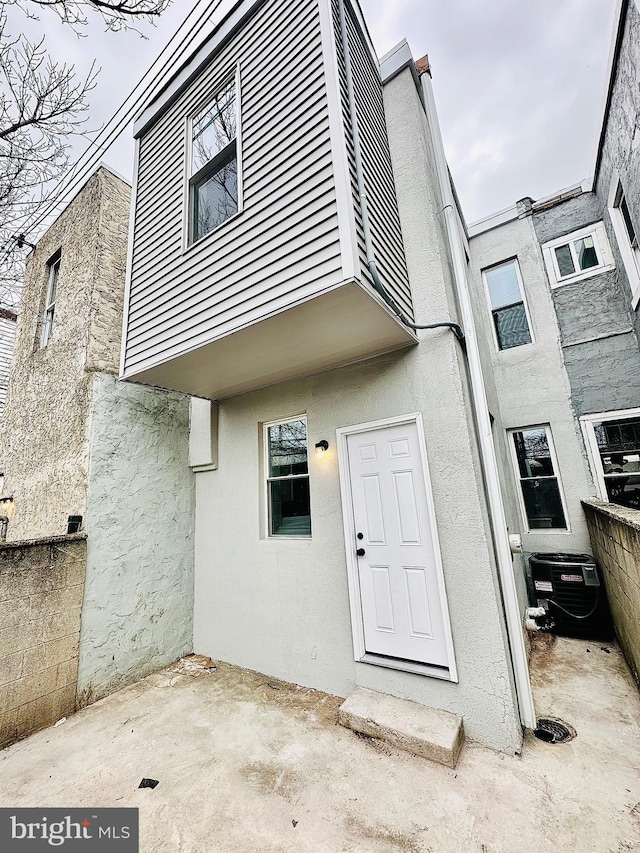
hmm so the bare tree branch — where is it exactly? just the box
[0,0,171,308]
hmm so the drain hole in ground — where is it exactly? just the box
[533,717,576,744]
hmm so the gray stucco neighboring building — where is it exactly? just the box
[0,166,195,705]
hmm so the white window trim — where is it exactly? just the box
[41,254,60,348]
[507,424,571,533]
[580,406,640,502]
[607,173,640,308]
[481,257,535,352]
[183,64,243,252]
[263,414,311,540]
[541,222,614,287]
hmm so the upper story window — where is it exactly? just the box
[608,177,640,307]
[265,416,311,538]
[581,408,640,511]
[41,251,60,347]
[541,223,613,287]
[188,75,240,245]
[482,259,533,351]
[509,426,568,531]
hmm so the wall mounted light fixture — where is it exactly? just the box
[315,440,329,459]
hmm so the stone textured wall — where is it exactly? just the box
[583,499,640,685]
[0,168,131,540]
[0,535,86,748]
[77,373,194,705]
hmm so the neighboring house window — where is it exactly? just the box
[541,223,613,287]
[188,75,240,244]
[608,178,640,306]
[581,409,640,510]
[41,252,60,347]
[509,426,568,530]
[483,259,532,350]
[265,416,311,537]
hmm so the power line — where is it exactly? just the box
[4,0,236,254]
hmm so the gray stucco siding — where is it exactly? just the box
[531,193,603,245]
[125,0,345,376]
[593,0,640,339]
[562,331,640,416]
[551,270,633,346]
[78,374,194,703]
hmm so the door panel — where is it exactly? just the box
[346,421,450,667]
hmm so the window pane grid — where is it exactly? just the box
[592,415,640,510]
[266,418,311,537]
[483,259,532,351]
[189,76,239,244]
[511,427,567,530]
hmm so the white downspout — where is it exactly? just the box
[419,70,536,729]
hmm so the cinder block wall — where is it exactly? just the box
[583,499,640,685]
[0,535,86,747]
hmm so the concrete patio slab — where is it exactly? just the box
[338,686,464,767]
[0,635,639,852]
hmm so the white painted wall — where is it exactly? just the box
[192,67,522,753]
[78,373,195,703]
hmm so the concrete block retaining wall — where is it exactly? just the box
[0,535,86,747]
[583,499,640,685]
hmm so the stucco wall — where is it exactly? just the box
[0,535,86,748]
[531,194,640,417]
[583,499,640,685]
[0,168,131,540]
[193,68,522,753]
[593,0,640,344]
[468,215,594,568]
[77,373,194,704]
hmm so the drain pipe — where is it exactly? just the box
[419,68,536,729]
[336,0,464,344]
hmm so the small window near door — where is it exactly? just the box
[265,416,311,537]
[509,426,568,530]
[482,259,532,350]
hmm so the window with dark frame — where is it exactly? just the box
[266,418,311,537]
[484,259,532,350]
[511,427,567,530]
[592,416,640,510]
[189,77,239,244]
[41,252,60,347]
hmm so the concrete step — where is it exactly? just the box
[338,687,464,768]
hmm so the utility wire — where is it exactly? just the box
[5,0,233,254]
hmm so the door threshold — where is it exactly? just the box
[359,653,455,682]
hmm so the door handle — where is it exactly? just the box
[356,548,366,557]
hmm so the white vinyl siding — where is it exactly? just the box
[0,315,16,415]
[125,0,344,376]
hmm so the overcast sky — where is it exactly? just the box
[14,0,618,225]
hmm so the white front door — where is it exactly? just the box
[343,418,452,669]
